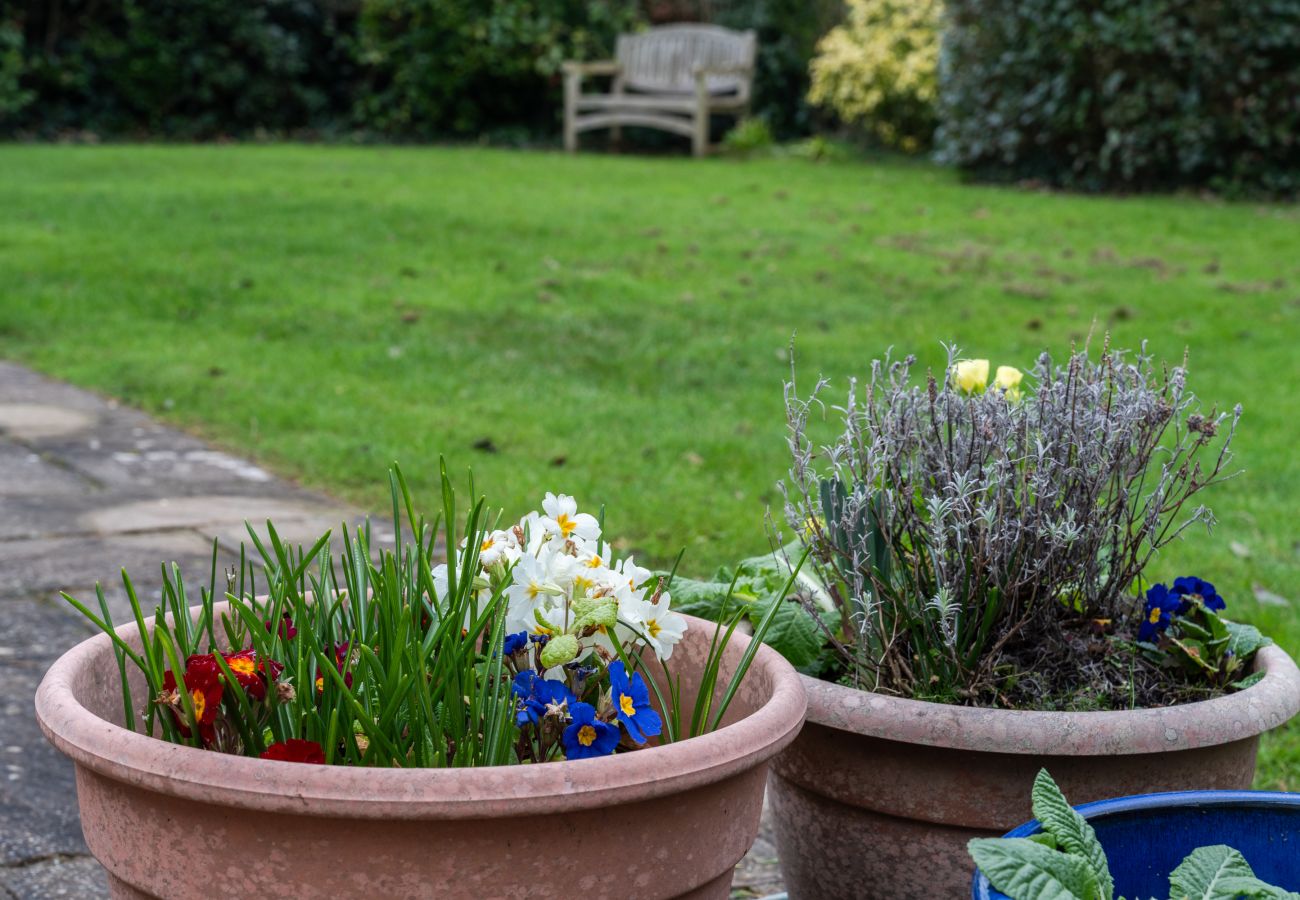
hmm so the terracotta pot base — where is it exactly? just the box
[771,647,1300,899]
[39,610,806,899]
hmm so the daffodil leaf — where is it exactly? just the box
[1168,845,1257,899]
[968,837,1103,900]
[1030,770,1113,899]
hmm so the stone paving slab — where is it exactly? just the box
[0,359,785,898]
[0,361,368,899]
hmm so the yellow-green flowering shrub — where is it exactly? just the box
[807,0,941,152]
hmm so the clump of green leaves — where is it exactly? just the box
[667,540,836,673]
[62,461,790,767]
[969,770,1298,900]
[1137,596,1271,693]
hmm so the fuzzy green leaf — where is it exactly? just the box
[1209,876,1300,899]
[1030,770,1113,899]
[969,837,1103,900]
[1168,845,1257,899]
[1229,671,1267,691]
[1225,621,1270,659]
[746,591,835,668]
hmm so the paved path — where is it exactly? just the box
[0,361,783,899]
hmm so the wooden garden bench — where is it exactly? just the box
[562,25,757,157]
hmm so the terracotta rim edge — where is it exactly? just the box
[800,644,1300,756]
[35,612,807,819]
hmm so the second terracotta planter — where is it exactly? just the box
[769,645,1300,899]
[37,610,806,899]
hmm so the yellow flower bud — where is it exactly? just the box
[952,359,989,394]
[994,365,1023,401]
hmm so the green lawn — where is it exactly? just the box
[2,144,1298,785]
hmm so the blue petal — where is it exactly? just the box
[634,704,662,739]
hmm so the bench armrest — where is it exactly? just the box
[562,60,623,76]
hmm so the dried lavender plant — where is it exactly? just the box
[781,342,1240,701]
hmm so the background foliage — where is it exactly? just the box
[710,0,843,139]
[4,0,357,138]
[0,0,840,141]
[807,0,939,151]
[935,0,1300,196]
[354,0,641,140]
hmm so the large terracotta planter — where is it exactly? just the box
[36,610,806,899]
[770,645,1300,899]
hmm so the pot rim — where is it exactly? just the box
[799,644,1300,756]
[35,609,807,819]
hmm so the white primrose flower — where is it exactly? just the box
[540,492,601,544]
[505,552,565,633]
[623,590,687,661]
[475,528,521,568]
[616,555,654,592]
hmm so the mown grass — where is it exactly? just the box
[1,144,1297,784]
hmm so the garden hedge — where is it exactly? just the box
[935,0,1300,196]
[1,0,837,142]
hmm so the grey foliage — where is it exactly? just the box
[782,342,1239,698]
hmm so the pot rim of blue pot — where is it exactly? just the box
[970,789,1300,900]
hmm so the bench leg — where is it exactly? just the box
[692,87,709,157]
[692,112,709,157]
[563,74,579,153]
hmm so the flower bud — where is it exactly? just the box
[570,595,617,633]
[952,359,989,394]
[539,633,579,669]
[993,365,1023,401]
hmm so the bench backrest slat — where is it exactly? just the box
[616,25,756,95]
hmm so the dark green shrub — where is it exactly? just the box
[713,0,844,139]
[936,0,1300,197]
[0,21,32,121]
[7,0,355,138]
[353,0,641,139]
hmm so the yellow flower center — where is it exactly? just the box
[647,619,662,638]
[315,676,324,693]
[228,657,256,677]
[619,694,636,717]
[480,536,495,552]
[556,513,576,537]
[577,724,597,747]
[190,688,206,720]
[1148,608,1162,624]
[585,554,602,568]
[526,582,541,600]
[574,574,595,592]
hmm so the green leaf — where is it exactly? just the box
[1030,770,1113,899]
[1168,845,1257,899]
[667,577,737,620]
[968,838,1103,900]
[1225,621,1270,659]
[746,591,835,669]
[1229,671,1266,691]
[1210,876,1300,899]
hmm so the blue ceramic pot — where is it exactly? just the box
[972,790,1300,899]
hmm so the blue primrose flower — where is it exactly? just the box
[503,631,529,656]
[561,702,620,759]
[1139,583,1183,642]
[512,670,576,727]
[608,661,662,744]
[1171,576,1225,613]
